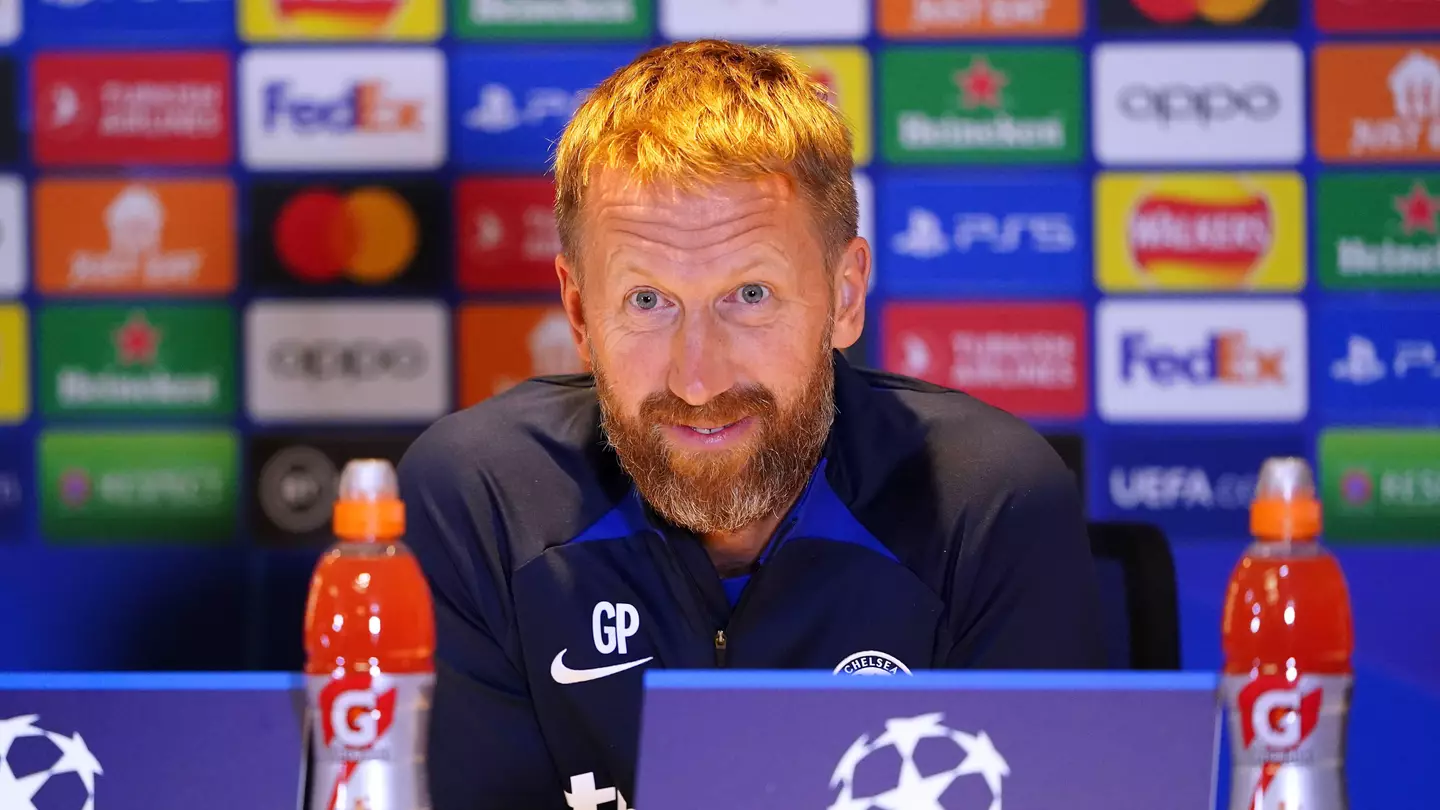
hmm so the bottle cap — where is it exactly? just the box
[333,459,405,541]
[1249,457,1322,542]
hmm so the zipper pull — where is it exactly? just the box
[714,629,728,668]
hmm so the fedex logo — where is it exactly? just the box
[241,49,445,170]
[1098,300,1306,423]
[262,80,421,134]
[1119,331,1285,387]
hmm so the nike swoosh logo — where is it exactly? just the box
[550,649,654,685]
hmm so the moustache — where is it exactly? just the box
[638,384,777,429]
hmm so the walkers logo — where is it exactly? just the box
[1093,43,1303,166]
[32,52,231,167]
[1321,429,1440,541]
[660,0,868,40]
[37,305,236,418]
[251,180,445,292]
[1098,0,1297,29]
[456,0,651,40]
[881,171,1085,296]
[0,175,25,296]
[788,47,871,166]
[458,305,586,406]
[35,179,235,296]
[250,432,417,546]
[241,0,440,41]
[1103,434,1305,537]
[456,177,559,293]
[1319,303,1440,418]
[245,300,449,422]
[241,49,445,170]
[452,46,635,169]
[1315,46,1440,163]
[39,429,238,542]
[881,48,1082,164]
[1318,0,1440,32]
[29,0,230,44]
[0,435,27,540]
[1097,173,1304,292]
[0,304,27,423]
[880,302,1087,419]
[0,58,19,163]
[1097,300,1307,423]
[1318,174,1440,290]
[877,0,1083,38]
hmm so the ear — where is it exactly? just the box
[556,254,590,366]
[829,236,869,350]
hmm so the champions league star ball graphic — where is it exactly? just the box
[828,713,1009,810]
[0,716,102,810]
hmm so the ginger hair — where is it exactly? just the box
[551,39,858,274]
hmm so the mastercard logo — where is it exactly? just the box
[1126,177,1274,287]
[1130,0,1268,23]
[272,187,418,285]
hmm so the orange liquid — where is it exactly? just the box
[1221,548,1354,677]
[303,541,435,677]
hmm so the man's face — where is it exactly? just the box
[557,171,869,534]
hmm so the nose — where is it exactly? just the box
[667,309,736,407]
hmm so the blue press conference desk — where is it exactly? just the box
[0,669,1365,810]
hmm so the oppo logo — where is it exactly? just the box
[268,339,427,381]
[1118,83,1281,126]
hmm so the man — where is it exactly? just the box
[399,39,1104,810]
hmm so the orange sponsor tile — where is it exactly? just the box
[458,304,588,407]
[35,178,236,295]
[1314,44,1440,163]
[878,0,1083,37]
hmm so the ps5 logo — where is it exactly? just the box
[892,207,1075,259]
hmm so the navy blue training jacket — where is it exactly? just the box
[397,351,1105,810]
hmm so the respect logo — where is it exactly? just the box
[1321,429,1440,542]
[1097,173,1304,292]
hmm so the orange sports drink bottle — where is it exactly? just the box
[304,459,436,810]
[1221,457,1354,810]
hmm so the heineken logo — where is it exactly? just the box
[40,305,236,417]
[882,47,1081,164]
[1320,174,1440,289]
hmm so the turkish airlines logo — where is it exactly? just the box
[1095,43,1302,165]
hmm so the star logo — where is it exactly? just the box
[954,56,1008,110]
[1394,180,1439,235]
[113,310,161,366]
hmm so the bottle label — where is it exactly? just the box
[1222,672,1352,810]
[307,671,435,810]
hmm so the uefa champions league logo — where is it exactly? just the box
[0,716,103,810]
[828,712,1008,810]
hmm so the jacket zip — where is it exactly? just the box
[714,630,727,667]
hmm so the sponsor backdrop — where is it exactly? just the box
[0,0,1438,803]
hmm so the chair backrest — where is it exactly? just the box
[1087,521,1181,670]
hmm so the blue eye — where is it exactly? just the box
[630,289,661,310]
[738,284,768,304]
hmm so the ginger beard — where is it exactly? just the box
[593,327,837,535]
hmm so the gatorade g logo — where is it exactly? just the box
[320,674,397,751]
[1238,676,1322,752]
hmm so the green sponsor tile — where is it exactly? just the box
[880,47,1082,165]
[1318,173,1440,291]
[1320,429,1440,543]
[39,430,239,544]
[454,0,652,39]
[38,304,236,418]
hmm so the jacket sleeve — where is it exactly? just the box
[397,426,569,810]
[939,437,1108,670]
